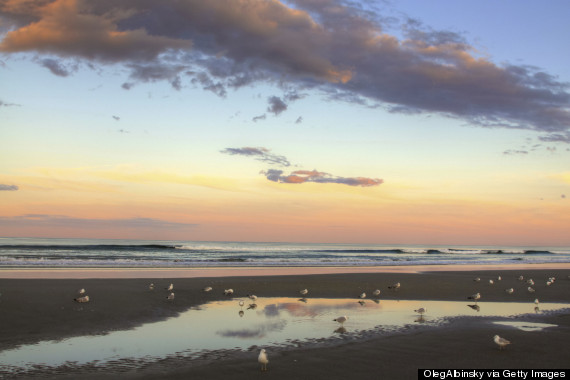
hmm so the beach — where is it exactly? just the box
[1,266,569,379]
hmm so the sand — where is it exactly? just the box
[1,267,569,379]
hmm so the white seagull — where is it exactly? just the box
[493,335,511,350]
[224,289,234,296]
[497,275,502,281]
[74,295,89,303]
[527,279,534,286]
[166,292,175,300]
[527,286,535,293]
[467,292,481,302]
[388,282,401,290]
[334,315,348,326]
[489,279,494,285]
[505,288,514,294]
[359,292,366,299]
[166,283,174,291]
[474,277,481,282]
[518,275,524,281]
[534,298,539,305]
[149,283,155,290]
[299,289,308,296]
[78,288,86,295]
[258,349,269,371]
[372,289,381,297]
[248,294,257,300]
[203,286,212,292]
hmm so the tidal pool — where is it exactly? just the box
[0,298,566,373]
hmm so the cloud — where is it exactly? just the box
[112,115,120,121]
[39,57,73,76]
[1,0,569,139]
[503,150,528,156]
[295,116,303,124]
[252,114,267,122]
[261,169,383,187]
[0,214,197,229]
[267,96,287,116]
[224,146,383,187]
[0,184,19,191]
[221,147,291,167]
[0,99,21,107]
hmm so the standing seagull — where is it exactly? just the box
[74,295,89,303]
[166,283,174,291]
[505,288,514,294]
[359,292,366,299]
[467,292,481,302]
[258,349,269,371]
[166,292,175,300]
[149,283,155,290]
[388,282,401,290]
[78,288,86,295]
[203,286,212,292]
[372,289,381,297]
[300,289,308,296]
[493,335,511,350]
[414,307,427,316]
[333,316,348,326]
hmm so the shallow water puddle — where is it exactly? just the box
[0,298,567,372]
[492,321,558,331]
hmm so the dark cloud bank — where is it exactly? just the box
[1,0,569,141]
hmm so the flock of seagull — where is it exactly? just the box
[67,274,566,371]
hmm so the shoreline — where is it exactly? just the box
[1,267,569,379]
[1,262,570,279]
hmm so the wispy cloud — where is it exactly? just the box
[261,169,383,187]
[0,99,21,107]
[1,0,569,140]
[223,147,383,187]
[0,184,19,191]
[0,214,197,230]
[221,147,291,167]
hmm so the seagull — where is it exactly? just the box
[489,279,494,285]
[166,292,175,300]
[300,289,308,296]
[505,288,514,294]
[149,283,155,290]
[527,279,534,286]
[359,292,366,299]
[467,292,481,302]
[78,288,86,295]
[414,307,427,316]
[546,280,553,286]
[474,277,481,283]
[534,298,539,305]
[333,316,348,326]
[239,300,245,308]
[166,283,174,291]
[527,286,535,293]
[372,289,381,297]
[224,289,234,296]
[74,295,89,303]
[493,335,511,350]
[203,286,212,292]
[388,282,400,290]
[258,349,269,371]
[518,275,524,281]
[497,275,502,281]
[248,294,257,300]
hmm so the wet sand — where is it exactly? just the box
[1,268,569,379]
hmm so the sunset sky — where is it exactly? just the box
[1,0,569,245]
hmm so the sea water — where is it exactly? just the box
[1,237,569,268]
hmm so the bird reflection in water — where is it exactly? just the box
[298,298,308,303]
[467,304,480,312]
[334,327,347,334]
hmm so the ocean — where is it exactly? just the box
[1,237,569,268]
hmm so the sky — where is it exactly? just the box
[1,0,569,246]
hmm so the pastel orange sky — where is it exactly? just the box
[1,0,569,245]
